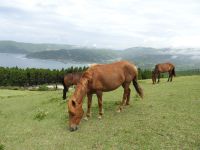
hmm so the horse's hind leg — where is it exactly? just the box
[125,88,131,105]
[167,72,170,82]
[170,73,173,82]
[117,83,130,112]
[96,91,103,119]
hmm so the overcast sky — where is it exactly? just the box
[0,0,200,49]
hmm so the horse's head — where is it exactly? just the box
[67,71,91,131]
[68,96,84,132]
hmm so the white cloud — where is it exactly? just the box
[171,36,200,48]
[0,0,200,50]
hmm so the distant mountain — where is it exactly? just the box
[0,40,75,53]
[26,48,121,63]
[0,41,28,54]
[1,41,200,70]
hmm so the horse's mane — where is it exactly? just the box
[74,71,92,103]
[78,71,92,88]
[89,63,100,67]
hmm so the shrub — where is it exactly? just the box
[0,144,5,150]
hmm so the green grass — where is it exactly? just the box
[0,76,200,150]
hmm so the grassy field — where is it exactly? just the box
[0,76,200,150]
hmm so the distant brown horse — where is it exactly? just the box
[152,63,176,84]
[68,61,144,131]
[62,72,82,99]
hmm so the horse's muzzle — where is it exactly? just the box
[69,125,78,132]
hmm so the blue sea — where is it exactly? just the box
[0,53,88,69]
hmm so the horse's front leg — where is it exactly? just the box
[84,93,93,120]
[154,73,158,83]
[154,76,156,84]
[63,86,69,100]
[153,76,156,84]
[96,91,103,119]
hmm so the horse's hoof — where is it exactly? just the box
[83,117,89,121]
[86,113,91,118]
[98,115,102,119]
[116,109,121,113]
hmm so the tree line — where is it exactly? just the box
[0,66,88,86]
[0,66,199,87]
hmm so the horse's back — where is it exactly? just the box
[84,61,138,91]
[88,61,137,77]
[155,62,175,72]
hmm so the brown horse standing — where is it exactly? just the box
[152,62,176,84]
[68,61,143,131]
[62,72,82,99]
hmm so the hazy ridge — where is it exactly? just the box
[0,41,200,70]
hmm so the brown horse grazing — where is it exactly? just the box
[152,62,176,84]
[68,61,144,131]
[62,72,83,100]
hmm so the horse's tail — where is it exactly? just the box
[132,78,144,99]
[172,67,176,77]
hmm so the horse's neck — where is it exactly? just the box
[74,78,88,104]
